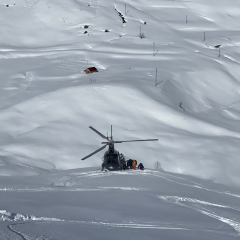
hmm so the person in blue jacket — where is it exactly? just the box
[138,163,144,170]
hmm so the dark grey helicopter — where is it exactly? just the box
[81,126,158,171]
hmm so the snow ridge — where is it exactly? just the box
[0,210,62,222]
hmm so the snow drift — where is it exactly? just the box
[1,0,240,186]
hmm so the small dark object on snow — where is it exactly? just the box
[84,25,89,29]
[144,22,146,24]
[84,67,98,74]
[215,45,221,48]
[84,31,88,34]
[81,125,158,171]
[105,29,109,32]
[6,5,9,7]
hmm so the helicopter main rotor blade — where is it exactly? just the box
[101,139,158,144]
[89,126,108,140]
[115,139,158,143]
[81,144,108,160]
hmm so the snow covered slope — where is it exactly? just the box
[1,0,240,186]
[1,168,240,239]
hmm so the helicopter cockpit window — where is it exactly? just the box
[106,154,118,164]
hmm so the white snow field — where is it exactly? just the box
[1,0,240,184]
[1,0,240,238]
[1,168,240,239]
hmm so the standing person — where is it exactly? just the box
[101,162,106,171]
[121,159,126,171]
[127,159,133,169]
[126,159,130,169]
[138,163,144,170]
[129,159,133,169]
[132,159,137,169]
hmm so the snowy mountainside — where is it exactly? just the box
[1,0,240,186]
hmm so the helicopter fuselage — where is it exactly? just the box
[103,149,122,171]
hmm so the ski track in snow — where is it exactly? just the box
[8,223,31,240]
[142,170,240,199]
[98,187,141,191]
[158,195,240,236]
[0,210,62,240]
[56,169,240,200]
[8,222,56,240]
[158,196,240,211]
[1,210,190,239]
[2,170,240,238]
[1,169,240,200]
[0,186,143,192]
[1,209,235,239]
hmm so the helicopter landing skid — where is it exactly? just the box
[101,168,109,172]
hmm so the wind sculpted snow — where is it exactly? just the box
[1,168,240,239]
[1,0,240,185]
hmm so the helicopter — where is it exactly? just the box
[81,126,158,171]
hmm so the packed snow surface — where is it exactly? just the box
[1,168,240,239]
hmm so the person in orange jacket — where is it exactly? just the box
[132,159,137,169]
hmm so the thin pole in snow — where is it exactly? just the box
[186,15,188,24]
[155,68,158,86]
[203,32,206,41]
